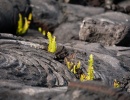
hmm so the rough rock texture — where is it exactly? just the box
[92,12,130,24]
[119,0,130,8]
[53,81,130,100]
[79,12,130,46]
[58,0,105,6]
[30,0,64,32]
[54,3,104,43]
[0,79,67,100]
[54,22,80,43]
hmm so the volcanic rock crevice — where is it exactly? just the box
[0,0,130,100]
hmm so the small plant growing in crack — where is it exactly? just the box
[113,79,120,88]
[47,32,57,53]
[38,28,57,53]
[38,27,46,36]
[71,61,81,74]
[87,54,94,80]
[16,13,32,35]
[65,54,94,81]
[80,54,94,81]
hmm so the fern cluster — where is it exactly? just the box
[38,28,57,53]
[65,58,81,74]
[65,54,94,82]
[16,13,32,35]
[80,54,94,81]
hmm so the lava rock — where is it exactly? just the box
[79,12,130,46]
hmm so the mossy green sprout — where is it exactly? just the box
[113,79,120,88]
[66,60,74,70]
[80,74,87,81]
[16,13,32,35]
[38,27,46,36]
[71,61,81,74]
[47,32,57,53]
[65,57,81,74]
[80,54,94,81]
[87,54,94,80]
[38,27,57,53]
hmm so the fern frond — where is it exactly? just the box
[114,79,120,88]
[73,65,77,74]
[16,13,23,34]
[87,54,94,80]
[38,27,42,33]
[50,36,57,53]
[77,61,81,69]
[42,30,46,36]
[47,32,57,53]
[21,17,29,34]
[80,74,87,81]
[28,13,33,21]
[17,13,31,35]
[38,27,46,36]
[47,32,53,42]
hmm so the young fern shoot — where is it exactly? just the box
[87,54,94,80]
[47,32,57,53]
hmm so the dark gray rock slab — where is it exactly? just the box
[54,81,130,100]
[54,22,80,43]
[92,12,130,24]
[30,0,64,31]
[0,80,67,100]
[0,80,130,100]
[61,3,105,22]
[119,0,130,8]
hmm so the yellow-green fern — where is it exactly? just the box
[16,13,32,35]
[28,13,33,21]
[87,54,94,80]
[38,27,46,36]
[66,60,73,70]
[71,61,81,74]
[38,27,42,32]
[77,61,81,69]
[114,79,120,88]
[80,74,87,81]
[47,32,57,53]
[50,36,57,53]
[21,17,29,34]
[71,65,77,74]
[16,13,23,34]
